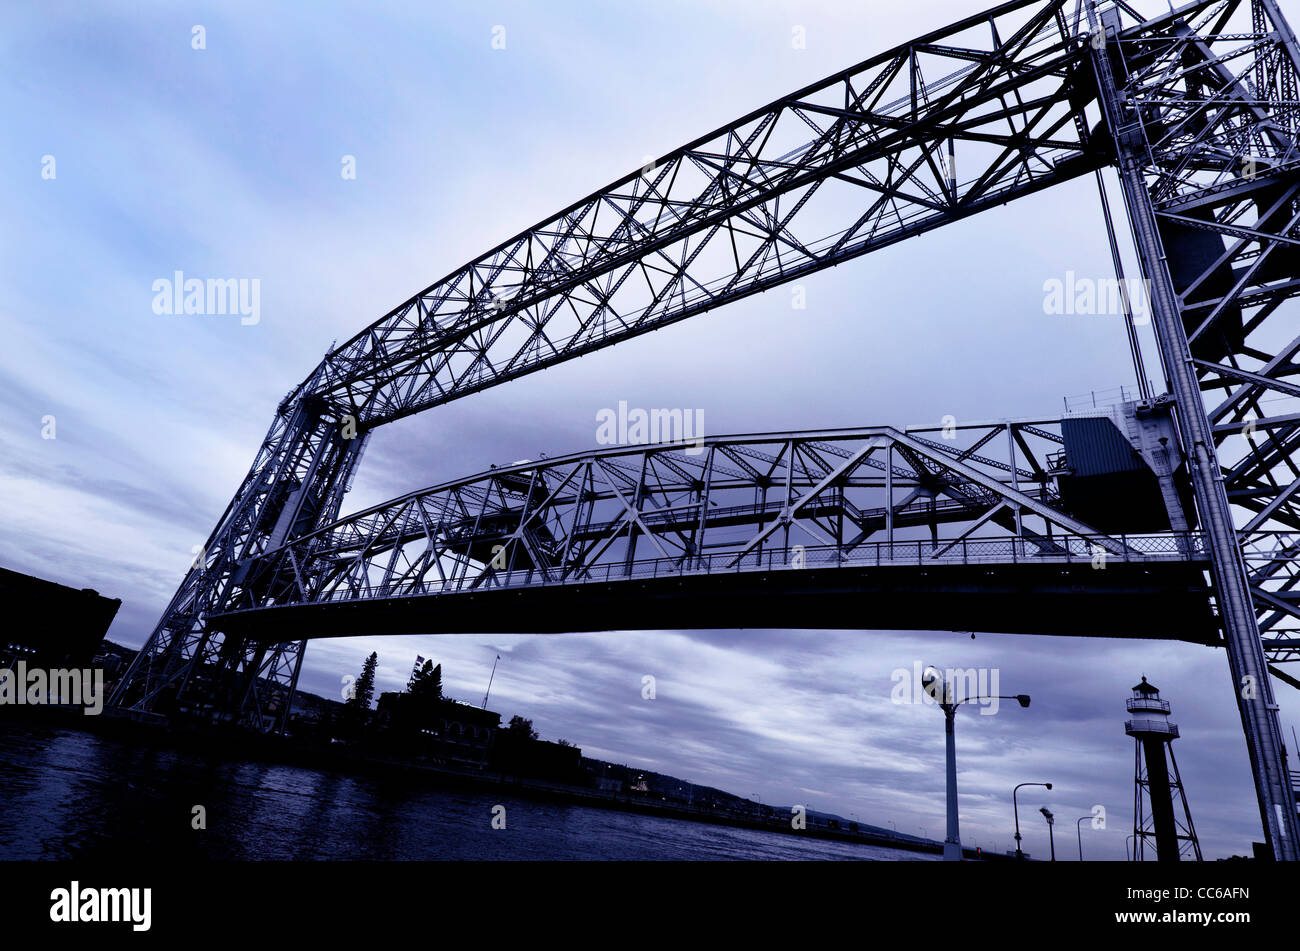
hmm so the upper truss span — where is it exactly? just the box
[293,0,1130,427]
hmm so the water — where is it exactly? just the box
[0,725,934,861]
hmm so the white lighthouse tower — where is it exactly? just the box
[1126,676,1201,861]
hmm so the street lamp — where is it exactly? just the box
[922,665,1032,862]
[1040,807,1056,861]
[1076,815,1092,862]
[1013,781,1052,860]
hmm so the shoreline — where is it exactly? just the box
[4,705,992,860]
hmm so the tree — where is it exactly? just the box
[507,715,538,740]
[348,652,378,712]
[406,660,443,701]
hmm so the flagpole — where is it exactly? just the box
[481,654,500,709]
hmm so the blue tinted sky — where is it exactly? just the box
[1,0,1290,858]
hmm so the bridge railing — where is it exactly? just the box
[305,532,1207,603]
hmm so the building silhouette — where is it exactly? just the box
[0,566,120,669]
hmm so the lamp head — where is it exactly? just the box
[1044,783,1052,791]
[921,665,944,702]
[1016,694,1031,708]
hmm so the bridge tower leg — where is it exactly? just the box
[109,386,366,732]
[1089,3,1300,860]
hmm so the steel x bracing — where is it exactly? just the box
[110,0,1300,857]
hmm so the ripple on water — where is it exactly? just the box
[0,726,936,861]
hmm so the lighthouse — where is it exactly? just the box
[1126,677,1201,861]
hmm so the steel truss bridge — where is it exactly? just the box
[212,419,1220,641]
[111,0,1300,857]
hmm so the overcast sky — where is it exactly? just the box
[2,0,1291,859]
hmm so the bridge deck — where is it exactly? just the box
[212,534,1217,643]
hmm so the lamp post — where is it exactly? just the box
[1076,815,1092,862]
[923,665,1031,862]
[1013,781,1052,860]
[1040,807,1056,861]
